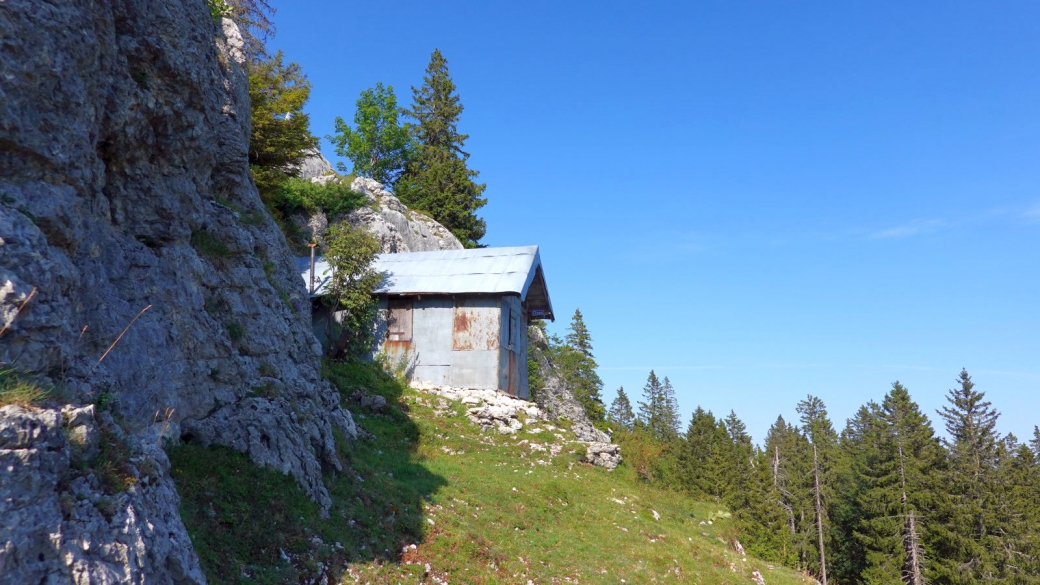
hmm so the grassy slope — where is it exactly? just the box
[171,363,813,584]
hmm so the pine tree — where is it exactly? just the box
[679,408,730,499]
[556,309,605,421]
[328,83,413,186]
[607,387,635,431]
[933,369,1002,585]
[797,395,838,585]
[397,49,487,247]
[637,371,681,441]
[831,403,880,585]
[761,415,812,568]
[855,383,944,585]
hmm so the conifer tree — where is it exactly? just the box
[608,387,635,431]
[762,415,812,568]
[397,49,487,247]
[797,395,838,585]
[679,408,731,499]
[933,369,1002,585]
[637,371,681,440]
[556,309,605,421]
[329,83,413,186]
[856,383,943,585]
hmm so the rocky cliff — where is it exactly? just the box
[295,152,465,254]
[527,326,613,446]
[0,2,354,582]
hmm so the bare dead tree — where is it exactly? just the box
[812,443,828,585]
[898,442,927,585]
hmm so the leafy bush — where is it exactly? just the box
[269,177,365,219]
[322,223,383,358]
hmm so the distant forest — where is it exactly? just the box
[602,368,1039,585]
[536,305,1038,585]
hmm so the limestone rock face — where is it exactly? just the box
[295,149,336,184]
[0,405,206,584]
[290,151,463,253]
[344,178,464,254]
[0,0,354,580]
[527,326,613,445]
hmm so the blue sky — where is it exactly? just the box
[270,1,1040,444]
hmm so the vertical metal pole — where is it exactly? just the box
[308,243,317,294]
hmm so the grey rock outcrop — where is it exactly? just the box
[342,177,464,253]
[583,442,622,469]
[1,1,355,581]
[0,405,206,584]
[295,149,336,184]
[527,326,613,446]
[345,177,464,253]
[290,151,463,253]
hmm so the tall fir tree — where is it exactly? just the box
[797,395,839,585]
[397,49,487,247]
[762,415,813,568]
[636,371,681,440]
[679,408,731,499]
[607,387,635,431]
[932,369,1002,585]
[328,83,413,186]
[855,383,944,585]
[556,309,605,421]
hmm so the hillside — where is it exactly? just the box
[171,361,815,585]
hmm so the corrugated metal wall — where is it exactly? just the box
[367,294,530,397]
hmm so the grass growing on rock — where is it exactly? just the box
[172,361,813,584]
[0,368,49,407]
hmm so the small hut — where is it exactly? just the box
[300,246,554,399]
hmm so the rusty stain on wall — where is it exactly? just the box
[452,299,500,351]
[382,340,411,365]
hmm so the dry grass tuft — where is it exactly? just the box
[0,367,49,407]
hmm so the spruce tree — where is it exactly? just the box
[607,387,635,431]
[797,395,838,585]
[556,309,605,421]
[637,371,681,440]
[762,415,813,568]
[856,383,943,585]
[679,408,730,499]
[397,49,487,247]
[933,369,1002,585]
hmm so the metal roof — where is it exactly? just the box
[297,246,554,320]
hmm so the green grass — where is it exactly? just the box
[0,367,49,407]
[172,362,814,584]
[191,230,232,258]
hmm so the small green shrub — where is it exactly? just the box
[206,0,232,22]
[270,177,366,219]
[191,230,231,258]
[226,321,244,343]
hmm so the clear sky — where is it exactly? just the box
[269,1,1040,445]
